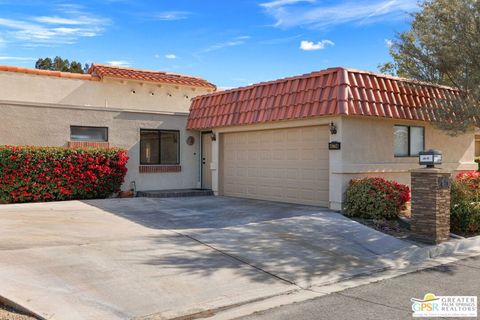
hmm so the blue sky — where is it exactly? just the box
[0,0,418,88]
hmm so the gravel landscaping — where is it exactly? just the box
[0,302,37,320]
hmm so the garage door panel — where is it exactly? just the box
[222,126,329,207]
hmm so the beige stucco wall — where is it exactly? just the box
[208,116,476,210]
[0,102,201,191]
[0,71,213,113]
[330,116,477,210]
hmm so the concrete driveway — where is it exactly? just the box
[0,197,416,319]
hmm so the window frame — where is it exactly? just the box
[70,125,109,142]
[394,125,425,158]
[139,129,181,165]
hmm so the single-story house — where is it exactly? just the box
[0,64,215,192]
[0,65,477,210]
[187,67,478,210]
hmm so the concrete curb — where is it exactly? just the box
[384,234,480,267]
[209,236,480,320]
[0,295,46,320]
[2,234,480,320]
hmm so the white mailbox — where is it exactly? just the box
[419,149,442,168]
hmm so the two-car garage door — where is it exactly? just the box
[221,126,329,207]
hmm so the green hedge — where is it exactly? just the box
[0,146,128,204]
[451,171,480,236]
[344,177,411,220]
[475,156,479,171]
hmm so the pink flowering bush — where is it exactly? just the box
[344,177,411,220]
[0,146,128,204]
[451,171,480,236]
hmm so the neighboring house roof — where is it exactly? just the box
[0,64,216,90]
[0,65,99,81]
[88,64,216,90]
[187,67,458,130]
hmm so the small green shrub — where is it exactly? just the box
[0,145,128,204]
[451,171,480,236]
[344,177,411,220]
[475,156,479,171]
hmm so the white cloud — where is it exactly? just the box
[154,11,191,21]
[165,54,177,59]
[385,38,394,48]
[260,0,315,8]
[201,36,250,53]
[0,56,36,61]
[0,5,108,46]
[33,16,96,25]
[106,60,130,67]
[260,0,419,28]
[300,40,334,51]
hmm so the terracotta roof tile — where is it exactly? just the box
[88,64,216,90]
[0,64,216,90]
[187,67,459,130]
[0,65,99,81]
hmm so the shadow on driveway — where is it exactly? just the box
[84,196,416,288]
[83,196,319,230]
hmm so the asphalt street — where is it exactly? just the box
[238,254,480,320]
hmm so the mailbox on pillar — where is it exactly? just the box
[411,148,451,244]
[419,149,442,168]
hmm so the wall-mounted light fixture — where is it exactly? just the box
[184,95,189,99]
[150,91,155,96]
[131,89,136,94]
[329,122,337,135]
[167,93,172,97]
[210,132,216,141]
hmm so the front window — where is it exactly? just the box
[140,129,180,165]
[70,126,108,142]
[394,125,425,157]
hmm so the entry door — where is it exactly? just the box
[202,133,213,189]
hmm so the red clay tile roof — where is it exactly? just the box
[187,67,459,130]
[0,65,99,81]
[0,64,216,89]
[88,64,216,90]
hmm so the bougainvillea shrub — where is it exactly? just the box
[0,146,128,204]
[451,171,480,236]
[344,177,411,220]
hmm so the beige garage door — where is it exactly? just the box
[222,126,329,207]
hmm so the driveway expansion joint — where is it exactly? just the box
[172,229,301,288]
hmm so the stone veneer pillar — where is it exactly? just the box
[410,168,451,244]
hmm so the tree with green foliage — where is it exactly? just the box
[35,56,91,74]
[380,0,479,135]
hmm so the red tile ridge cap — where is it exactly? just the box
[341,67,458,91]
[88,63,216,89]
[193,67,346,100]
[0,64,100,81]
[192,66,458,101]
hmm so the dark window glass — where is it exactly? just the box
[71,126,108,141]
[140,131,160,164]
[160,131,179,164]
[140,130,180,165]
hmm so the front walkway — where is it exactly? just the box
[0,197,416,319]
